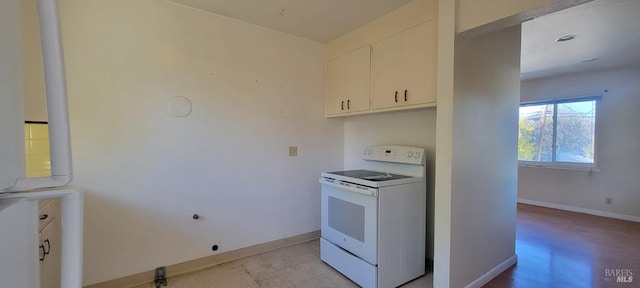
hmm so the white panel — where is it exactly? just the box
[10,0,74,192]
[0,199,39,288]
[0,0,24,191]
[36,0,73,180]
[377,182,426,288]
[22,0,48,122]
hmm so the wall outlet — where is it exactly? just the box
[606,198,612,205]
[289,146,298,157]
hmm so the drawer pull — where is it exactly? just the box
[39,239,50,261]
[40,214,48,221]
[43,239,50,254]
[39,245,45,261]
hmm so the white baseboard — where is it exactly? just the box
[518,198,640,223]
[465,255,517,288]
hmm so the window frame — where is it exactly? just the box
[518,95,602,171]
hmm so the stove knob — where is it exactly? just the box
[407,151,413,158]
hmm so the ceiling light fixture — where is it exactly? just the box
[581,58,599,63]
[556,35,576,42]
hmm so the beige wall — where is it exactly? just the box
[0,0,25,190]
[519,67,640,220]
[58,0,343,285]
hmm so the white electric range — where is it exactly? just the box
[319,145,426,288]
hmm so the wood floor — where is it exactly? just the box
[485,203,640,288]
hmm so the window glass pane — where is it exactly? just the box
[556,100,596,163]
[519,104,554,162]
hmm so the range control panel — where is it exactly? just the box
[363,145,425,165]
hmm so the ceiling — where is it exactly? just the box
[168,0,413,43]
[521,0,640,80]
[168,0,640,80]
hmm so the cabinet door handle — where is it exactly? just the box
[395,91,398,102]
[40,214,48,221]
[341,101,344,110]
[404,90,408,102]
[347,99,350,109]
[39,239,50,261]
[39,245,46,261]
[43,239,51,255]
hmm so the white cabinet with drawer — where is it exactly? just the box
[38,200,61,288]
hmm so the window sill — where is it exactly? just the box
[518,162,600,172]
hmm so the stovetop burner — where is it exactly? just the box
[326,170,411,182]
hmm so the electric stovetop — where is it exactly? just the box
[324,169,412,182]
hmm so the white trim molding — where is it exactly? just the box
[518,198,640,223]
[465,255,517,288]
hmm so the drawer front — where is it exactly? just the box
[320,238,377,288]
[39,200,60,231]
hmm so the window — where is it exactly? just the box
[518,96,599,167]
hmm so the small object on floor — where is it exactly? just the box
[154,266,167,287]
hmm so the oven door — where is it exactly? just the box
[320,178,378,265]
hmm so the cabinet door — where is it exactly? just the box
[371,33,402,110]
[345,45,371,113]
[39,212,61,288]
[326,54,349,115]
[326,45,371,116]
[401,20,437,106]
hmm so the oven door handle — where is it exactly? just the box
[319,178,378,197]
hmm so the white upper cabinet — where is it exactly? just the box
[371,20,437,110]
[326,45,371,116]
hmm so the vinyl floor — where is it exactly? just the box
[134,203,640,288]
[132,238,432,288]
